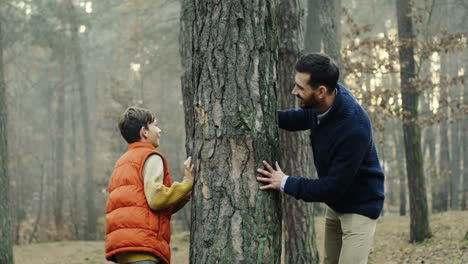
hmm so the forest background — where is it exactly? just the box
[0,0,466,263]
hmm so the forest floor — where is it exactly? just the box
[14,211,467,264]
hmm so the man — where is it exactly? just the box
[105,106,194,264]
[256,53,384,264]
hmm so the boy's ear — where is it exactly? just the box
[139,126,147,140]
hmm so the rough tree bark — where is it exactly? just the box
[0,9,14,263]
[396,0,431,242]
[277,1,319,263]
[180,1,282,262]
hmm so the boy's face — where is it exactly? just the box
[143,120,162,148]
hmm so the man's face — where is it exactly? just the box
[292,72,326,110]
[144,120,162,148]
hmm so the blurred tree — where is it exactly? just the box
[0,5,14,263]
[435,54,450,213]
[449,54,461,211]
[318,0,342,81]
[180,0,282,262]
[305,0,321,53]
[396,0,431,242]
[303,0,324,217]
[277,0,319,263]
[65,0,96,240]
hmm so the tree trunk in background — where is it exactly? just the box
[396,0,431,242]
[449,115,460,211]
[426,124,436,213]
[462,112,467,210]
[449,54,460,210]
[394,128,406,216]
[29,163,46,243]
[334,0,342,53]
[462,39,468,211]
[66,0,96,240]
[435,53,450,213]
[69,93,82,239]
[54,55,66,233]
[305,0,321,53]
[180,1,282,262]
[304,0,323,216]
[278,1,319,263]
[318,0,342,81]
[0,11,14,263]
[421,88,437,214]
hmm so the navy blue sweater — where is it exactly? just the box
[278,84,384,219]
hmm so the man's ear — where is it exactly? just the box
[139,126,147,140]
[318,85,328,97]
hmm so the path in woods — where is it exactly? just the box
[14,211,467,264]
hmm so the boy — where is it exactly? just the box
[105,106,194,264]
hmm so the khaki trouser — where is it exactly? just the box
[323,207,377,264]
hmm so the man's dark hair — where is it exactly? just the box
[118,106,156,143]
[295,53,340,94]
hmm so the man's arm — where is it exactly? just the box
[283,128,371,203]
[257,128,371,203]
[278,109,315,131]
[143,155,192,211]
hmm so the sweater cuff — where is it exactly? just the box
[280,175,289,192]
[283,176,300,197]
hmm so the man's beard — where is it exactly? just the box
[298,93,323,110]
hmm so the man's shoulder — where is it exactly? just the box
[337,86,371,125]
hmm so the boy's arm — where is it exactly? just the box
[170,192,191,214]
[143,155,193,211]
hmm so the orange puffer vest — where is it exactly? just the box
[105,142,172,264]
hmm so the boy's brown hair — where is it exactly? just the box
[118,106,156,143]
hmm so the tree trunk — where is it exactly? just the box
[449,121,460,210]
[69,92,82,239]
[449,54,461,210]
[396,0,431,242]
[435,53,450,213]
[277,1,319,263]
[318,0,342,79]
[305,0,321,53]
[432,119,451,212]
[29,163,46,243]
[426,124,436,213]
[462,40,468,211]
[394,128,406,216]
[462,111,467,210]
[180,1,282,262]
[66,0,96,240]
[304,0,323,216]
[54,55,66,233]
[0,11,14,263]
